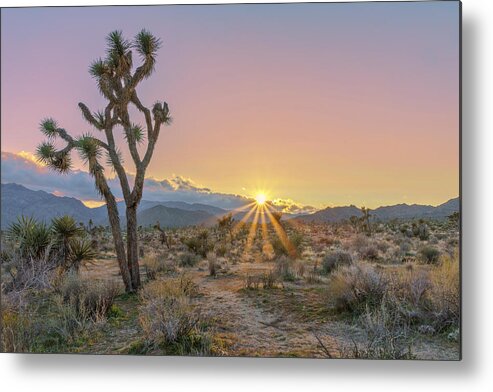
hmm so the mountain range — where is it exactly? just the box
[0,183,459,229]
[295,198,459,223]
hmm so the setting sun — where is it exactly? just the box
[255,193,267,205]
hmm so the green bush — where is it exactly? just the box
[419,246,441,264]
[322,251,353,274]
[178,252,201,267]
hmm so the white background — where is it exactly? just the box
[0,0,491,390]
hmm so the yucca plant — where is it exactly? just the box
[36,30,171,292]
[7,216,52,259]
[68,238,98,272]
[51,215,85,269]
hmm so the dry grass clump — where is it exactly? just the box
[57,275,120,322]
[1,274,119,353]
[327,263,388,314]
[327,247,460,346]
[142,254,177,280]
[428,251,460,332]
[178,252,201,267]
[138,276,213,353]
[274,255,298,281]
[1,295,37,353]
[244,270,281,290]
[322,251,353,274]
[339,300,415,359]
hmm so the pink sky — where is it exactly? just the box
[1,3,459,208]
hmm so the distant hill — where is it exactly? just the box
[0,183,226,229]
[137,205,214,228]
[294,205,363,223]
[91,199,227,220]
[1,183,460,229]
[295,198,459,223]
[0,183,102,228]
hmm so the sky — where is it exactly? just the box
[1,2,460,210]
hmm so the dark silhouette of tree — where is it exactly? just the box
[153,221,170,249]
[360,207,372,235]
[217,213,234,240]
[36,30,171,292]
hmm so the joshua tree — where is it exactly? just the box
[360,207,372,236]
[36,30,171,292]
[153,221,170,249]
[217,213,233,239]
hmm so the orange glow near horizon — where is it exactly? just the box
[81,200,106,208]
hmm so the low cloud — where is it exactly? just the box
[1,151,255,210]
[1,151,314,213]
[271,198,317,215]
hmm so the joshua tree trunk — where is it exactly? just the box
[108,198,132,292]
[126,204,141,289]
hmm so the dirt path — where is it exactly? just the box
[188,261,460,359]
[189,262,341,358]
[81,258,459,359]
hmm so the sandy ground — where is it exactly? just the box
[81,257,459,359]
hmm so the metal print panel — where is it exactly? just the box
[0,1,461,359]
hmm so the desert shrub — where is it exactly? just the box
[178,252,201,267]
[395,269,431,310]
[271,232,304,258]
[183,230,213,257]
[429,251,460,332]
[139,295,198,346]
[289,232,304,256]
[340,300,415,359]
[419,246,441,264]
[244,274,261,290]
[215,242,228,257]
[399,239,412,254]
[142,254,165,280]
[274,255,296,281]
[296,262,306,278]
[207,254,218,277]
[58,275,120,322]
[375,240,391,254]
[244,271,280,290]
[350,234,369,254]
[262,270,280,289]
[271,237,286,257]
[360,244,379,261]
[2,253,57,293]
[327,263,388,314]
[413,222,430,241]
[322,251,353,274]
[138,277,207,350]
[0,296,38,353]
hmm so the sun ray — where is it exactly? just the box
[265,206,297,258]
[243,205,260,258]
[259,205,274,258]
[231,202,258,235]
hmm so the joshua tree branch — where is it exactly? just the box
[102,104,132,203]
[131,91,153,138]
